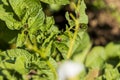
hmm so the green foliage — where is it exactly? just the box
[85,46,106,69]
[40,0,70,5]
[0,0,89,80]
[1,0,120,80]
[105,42,120,58]
[85,42,120,79]
[0,20,18,43]
[78,0,88,24]
[0,49,58,80]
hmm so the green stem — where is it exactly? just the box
[25,36,46,58]
[25,36,57,79]
[46,60,58,79]
[67,18,79,59]
[67,0,82,59]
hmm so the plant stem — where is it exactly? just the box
[25,36,57,79]
[24,36,46,58]
[67,16,79,59]
[67,0,82,59]
[46,60,58,79]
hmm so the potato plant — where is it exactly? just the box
[0,0,120,80]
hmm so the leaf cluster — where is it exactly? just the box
[0,0,89,80]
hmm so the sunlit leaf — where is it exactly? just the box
[85,46,106,68]
[105,42,120,59]
[40,0,69,5]
[78,0,88,24]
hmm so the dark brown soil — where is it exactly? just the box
[86,0,120,46]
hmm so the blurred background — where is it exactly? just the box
[86,0,120,46]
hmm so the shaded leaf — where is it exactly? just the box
[0,20,18,43]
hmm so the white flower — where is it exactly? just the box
[58,60,85,80]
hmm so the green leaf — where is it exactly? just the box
[1,0,9,6]
[16,33,26,47]
[0,49,31,59]
[8,0,26,19]
[78,0,88,24]
[9,0,45,29]
[72,31,90,63]
[65,12,75,27]
[104,64,120,80]
[0,76,3,80]
[30,57,57,80]
[28,8,45,33]
[42,33,54,46]
[73,42,92,63]
[105,42,120,59]
[36,70,55,80]
[54,34,69,59]
[0,0,45,30]
[9,0,42,20]
[85,46,106,69]
[40,0,69,5]
[0,49,31,74]
[47,25,60,34]
[40,41,53,57]
[0,5,22,30]
[54,31,89,59]
[54,42,69,59]
[72,31,90,54]
[2,70,13,79]
[0,20,18,43]
[14,56,28,74]
[44,16,55,31]
[1,0,45,46]
[49,57,57,69]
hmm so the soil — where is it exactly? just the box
[86,0,120,46]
